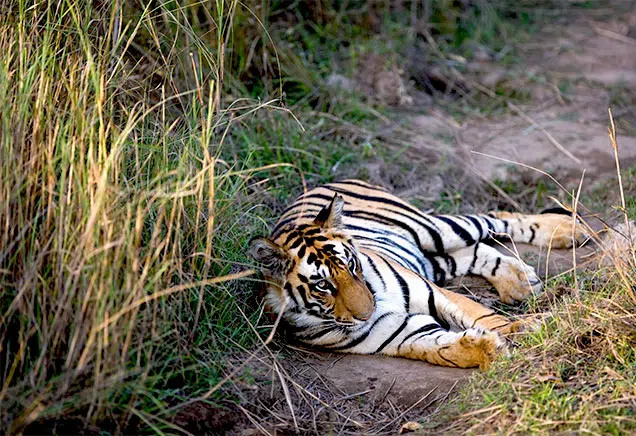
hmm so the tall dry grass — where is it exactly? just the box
[0,1,278,432]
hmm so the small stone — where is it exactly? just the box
[399,421,421,433]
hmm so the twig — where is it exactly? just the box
[459,404,502,418]
[377,376,397,406]
[334,389,374,402]
[608,108,636,267]
[237,404,274,436]
[470,151,571,196]
[376,387,437,433]
[592,24,636,47]
[572,170,585,299]
[235,295,365,428]
[273,360,299,432]
[506,101,582,165]
[450,130,523,211]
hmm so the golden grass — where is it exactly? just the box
[0,1,281,432]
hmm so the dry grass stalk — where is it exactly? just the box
[608,107,636,267]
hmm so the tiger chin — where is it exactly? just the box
[249,180,586,370]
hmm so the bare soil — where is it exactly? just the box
[415,8,636,184]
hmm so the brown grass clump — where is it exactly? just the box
[426,266,635,434]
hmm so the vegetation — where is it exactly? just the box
[1,0,633,434]
[426,249,635,433]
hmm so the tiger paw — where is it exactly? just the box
[491,319,524,336]
[488,257,541,304]
[494,317,540,336]
[530,213,588,248]
[439,329,508,370]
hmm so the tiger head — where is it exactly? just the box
[249,195,375,325]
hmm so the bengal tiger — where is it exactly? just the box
[249,180,586,369]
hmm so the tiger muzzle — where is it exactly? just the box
[334,278,375,322]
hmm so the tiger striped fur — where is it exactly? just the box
[249,180,586,369]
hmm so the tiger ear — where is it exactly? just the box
[314,194,345,229]
[249,237,289,279]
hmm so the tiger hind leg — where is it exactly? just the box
[487,211,587,248]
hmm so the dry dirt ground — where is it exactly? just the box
[413,7,636,184]
[202,6,636,435]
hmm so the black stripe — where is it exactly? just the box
[429,257,446,283]
[441,253,457,278]
[528,225,537,244]
[324,185,427,219]
[344,224,413,245]
[296,284,321,310]
[437,347,458,367]
[491,257,502,276]
[328,313,391,351]
[297,324,343,341]
[277,198,324,219]
[428,292,451,330]
[321,187,446,253]
[284,282,300,308]
[435,216,476,246]
[331,180,386,191]
[482,216,496,233]
[381,257,410,311]
[352,237,425,273]
[301,190,445,254]
[364,255,385,291]
[408,328,443,344]
[541,207,571,216]
[424,255,445,284]
[471,312,498,327]
[464,215,484,240]
[283,230,299,246]
[289,236,304,249]
[272,213,318,237]
[279,205,322,222]
[295,324,341,341]
[347,210,427,252]
[397,323,441,350]
[375,315,412,353]
[469,243,480,273]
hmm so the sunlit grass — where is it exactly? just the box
[0,1,273,432]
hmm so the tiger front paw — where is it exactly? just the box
[495,317,541,336]
[440,329,508,370]
[488,257,542,304]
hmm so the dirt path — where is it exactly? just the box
[413,6,636,184]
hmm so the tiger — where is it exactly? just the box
[249,180,586,369]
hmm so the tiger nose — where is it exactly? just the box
[357,310,373,321]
